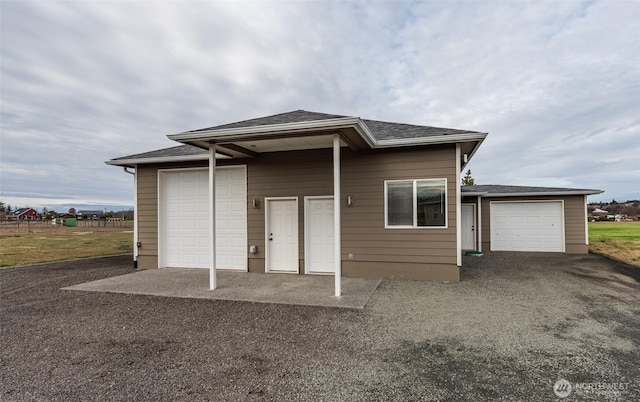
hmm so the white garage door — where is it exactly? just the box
[160,167,247,270]
[490,201,564,252]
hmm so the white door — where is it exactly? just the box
[160,167,247,270]
[266,198,299,273]
[305,197,335,274]
[490,201,564,252]
[461,204,476,250]
[163,169,209,268]
[214,167,248,270]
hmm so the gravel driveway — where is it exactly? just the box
[1,253,638,401]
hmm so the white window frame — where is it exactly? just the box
[384,178,448,229]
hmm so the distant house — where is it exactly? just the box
[77,210,103,220]
[12,207,38,220]
[591,208,609,217]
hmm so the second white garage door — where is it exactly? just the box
[160,167,247,270]
[490,201,564,252]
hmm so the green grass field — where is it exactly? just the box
[0,223,133,267]
[1,220,638,269]
[588,221,640,268]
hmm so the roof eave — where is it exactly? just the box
[461,191,489,196]
[167,116,374,144]
[372,132,488,148]
[484,190,604,197]
[167,118,486,149]
[105,153,209,167]
[461,135,487,169]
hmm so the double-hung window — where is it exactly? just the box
[385,179,447,228]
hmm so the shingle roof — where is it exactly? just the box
[362,119,481,141]
[187,110,348,133]
[462,185,602,196]
[186,109,483,141]
[109,110,485,163]
[109,144,207,162]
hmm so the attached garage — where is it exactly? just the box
[158,166,247,270]
[490,201,564,252]
[462,185,602,255]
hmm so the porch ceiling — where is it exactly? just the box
[175,124,368,158]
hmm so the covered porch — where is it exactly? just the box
[167,116,380,297]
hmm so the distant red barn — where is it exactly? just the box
[12,208,38,220]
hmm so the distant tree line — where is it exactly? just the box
[588,199,640,220]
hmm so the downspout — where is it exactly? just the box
[455,144,462,267]
[123,166,138,269]
[584,195,589,246]
[477,195,482,252]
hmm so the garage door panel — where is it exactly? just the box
[490,201,563,252]
[161,168,247,270]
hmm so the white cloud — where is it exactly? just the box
[1,0,638,209]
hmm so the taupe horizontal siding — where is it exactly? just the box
[136,165,160,268]
[246,149,333,265]
[342,145,458,269]
[134,146,459,273]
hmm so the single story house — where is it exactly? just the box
[12,207,38,220]
[107,110,601,293]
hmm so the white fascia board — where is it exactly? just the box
[484,191,603,197]
[167,117,364,142]
[372,132,488,148]
[167,117,485,150]
[105,154,209,166]
[461,192,489,196]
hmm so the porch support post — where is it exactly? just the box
[477,195,482,252]
[456,144,462,266]
[333,134,342,297]
[209,144,217,290]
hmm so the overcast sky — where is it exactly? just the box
[1,0,638,212]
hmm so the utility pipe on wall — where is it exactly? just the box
[123,166,138,269]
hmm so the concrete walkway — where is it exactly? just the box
[62,269,381,309]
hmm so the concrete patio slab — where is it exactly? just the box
[62,269,381,309]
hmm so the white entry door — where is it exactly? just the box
[305,197,335,274]
[461,204,476,250]
[266,198,299,273]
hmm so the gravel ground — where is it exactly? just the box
[1,253,638,401]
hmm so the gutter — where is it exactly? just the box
[168,117,367,142]
[373,132,488,148]
[167,117,487,150]
[105,153,209,167]
[481,191,603,197]
[461,192,489,196]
